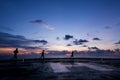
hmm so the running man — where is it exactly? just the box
[13,48,19,60]
[41,50,45,59]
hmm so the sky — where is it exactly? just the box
[0,0,120,54]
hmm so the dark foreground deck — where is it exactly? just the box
[0,58,120,80]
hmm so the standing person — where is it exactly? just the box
[13,48,19,60]
[41,50,45,59]
[71,51,74,58]
[70,51,74,64]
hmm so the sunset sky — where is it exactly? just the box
[0,0,120,54]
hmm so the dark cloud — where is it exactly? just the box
[73,39,83,45]
[33,40,48,45]
[93,37,101,41]
[115,41,120,44]
[79,39,88,42]
[64,35,73,40]
[0,26,13,31]
[30,19,54,30]
[66,44,72,46]
[82,45,87,47]
[73,39,88,45]
[0,32,48,48]
[22,46,42,50]
[30,20,43,24]
[88,47,99,50]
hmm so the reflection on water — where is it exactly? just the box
[50,62,113,73]
[50,63,70,73]
[76,63,113,71]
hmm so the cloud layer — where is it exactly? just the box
[0,32,48,48]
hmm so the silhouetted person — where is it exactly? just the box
[71,51,74,58]
[41,50,45,59]
[13,48,18,61]
[70,51,74,63]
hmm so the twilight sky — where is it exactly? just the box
[0,0,120,54]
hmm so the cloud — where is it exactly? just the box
[87,30,100,37]
[115,41,120,44]
[73,39,83,45]
[66,44,72,46]
[30,19,54,30]
[104,22,120,30]
[21,46,41,49]
[64,35,73,40]
[87,33,95,37]
[93,37,101,41]
[87,33,91,37]
[104,26,111,29]
[73,39,88,45]
[79,39,89,43]
[33,40,48,45]
[82,45,87,47]
[0,26,13,31]
[88,46,99,50]
[56,37,60,40]
[0,32,48,48]
[30,20,43,23]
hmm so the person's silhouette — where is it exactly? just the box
[71,51,74,63]
[71,51,74,58]
[13,48,18,60]
[41,50,45,59]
